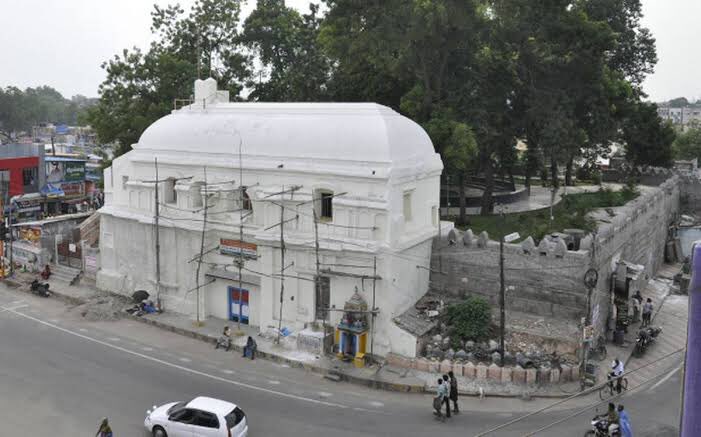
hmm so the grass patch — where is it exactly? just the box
[457,187,638,242]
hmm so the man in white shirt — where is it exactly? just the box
[610,358,625,393]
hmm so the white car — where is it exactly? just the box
[144,396,248,437]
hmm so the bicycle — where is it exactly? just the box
[589,336,608,361]
[599,374,628,400]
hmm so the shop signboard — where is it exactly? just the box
[60,182,84,197]
[19,227,41,247]
[64,161,86,181]
[220,238,257,259]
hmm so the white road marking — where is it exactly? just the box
[142,347,154,352]
[221,370,236,374]
[369,401,384,408]
[78,328,88,333]
[179,357,192,363]
[647,364,681,392]
[268,380,280,385]
[48,319,59,323]
[2,308,378,412]
[0,304,29,313]
[107,337,121,341]
[318,392,332,398]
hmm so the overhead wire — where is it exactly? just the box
[472,347,685,437]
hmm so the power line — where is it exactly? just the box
[472,347,684,437]
[522,360,684,436]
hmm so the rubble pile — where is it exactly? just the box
[72,294,131,321]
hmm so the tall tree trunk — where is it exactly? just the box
[480,159,495,216]
[508,169,516,192]
[565,156,575,186]
[550,156,559,189]
[458,173,467,225]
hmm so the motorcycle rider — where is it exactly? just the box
[610,358,624,394]
[606,403,620,435]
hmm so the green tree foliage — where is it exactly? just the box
[242,1,330,101]
[87,0,248,157]
[0,86,93,141]
[445,297,492,343]
[673,128,701,162]
[622,102,676,167]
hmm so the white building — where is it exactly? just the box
[98,78,443,357]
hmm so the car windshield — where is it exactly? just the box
[166,401,188,415]
[225,407,245,428]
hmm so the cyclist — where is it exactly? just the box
[609,358,624,394]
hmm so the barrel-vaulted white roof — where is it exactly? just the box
[135,102,440,167]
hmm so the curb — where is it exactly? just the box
[4,279,574,398]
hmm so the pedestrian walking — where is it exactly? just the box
[95,417,113,437]
[618,404,633,437]
[448,371,459,414]
[642,298,653,327]
[442,374,452,418]
[434,378,447,421]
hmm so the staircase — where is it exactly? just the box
[51,264,81,285]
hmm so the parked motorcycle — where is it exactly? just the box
[584,415,620,436]
[634,326,662,357]
[30,280,51,298]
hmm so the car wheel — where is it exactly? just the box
[152,426,167,437]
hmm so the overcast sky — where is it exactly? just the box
[0,0,698,103]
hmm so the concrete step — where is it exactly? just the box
[50,264,81,284]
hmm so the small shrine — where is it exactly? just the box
[335,287,369,367]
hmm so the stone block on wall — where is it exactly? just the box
[501,366,513,384]
[560,364,572,382]
[452,362,464,377]
[429,360,439,373]
[512,365,526,384]
[464,362,476,379]
[526,368,537,385]
[537,367,551,384]
[416,358,430,372]
[550,368,561,384]
[440,360,452,374]
[488,363,502,381]
[476,363,488,380]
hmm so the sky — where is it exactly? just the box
[0,0,698,103]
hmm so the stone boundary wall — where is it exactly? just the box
[386,353,579,385]
[429,176,681,337]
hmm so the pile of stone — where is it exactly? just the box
[73,294,131,321]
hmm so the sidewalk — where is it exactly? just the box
[6,267,685,399]
[595,265,686,387]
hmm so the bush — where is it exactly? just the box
[445,297,492,343]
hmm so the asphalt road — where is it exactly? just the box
[0,284,683,436]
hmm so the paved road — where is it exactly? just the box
[0,284,683,436]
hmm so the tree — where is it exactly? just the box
[673,128,701,162]
[426,110,478,224]
[0,86,90,141]
[242,1,330,101]
[622,102,676,167]
[87,0,249,157]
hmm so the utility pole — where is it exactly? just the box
[277,200,286,345]
[370,256,377,359]
[499,228,506,362]
[313,208,324,352]
[194,167,208,326]
[236,141,244,333]
[154,158,162,309]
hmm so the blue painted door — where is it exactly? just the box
[228,287,249,324]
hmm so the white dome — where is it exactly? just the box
[135,103,438,167]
